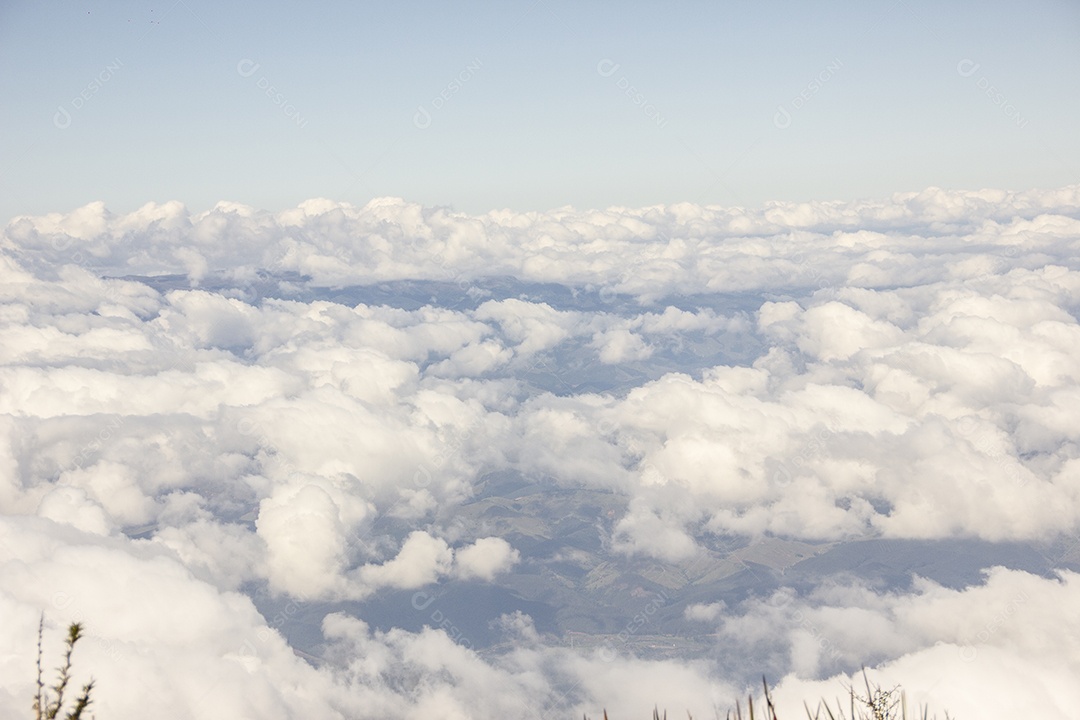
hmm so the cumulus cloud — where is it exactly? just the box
[5,185,1078,291]
[453,537,520,581]
[474,299,581,357]
[2,185,1080,718]
[716,567,1080,720]
[590,327,654,364]
[318,612,737,720]
[357,530,453,591]
[36,485,111,536]
[0,515,357,720]
[257,483,349,598]
[684,601,725,623]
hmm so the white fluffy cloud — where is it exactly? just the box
[7,186,1079,291]
[357,530,453,591]
[2,185,1080,718]
[706,567,1080,719]
[257,483,349,598]
[453,537,520,581]
[0,515,357,720]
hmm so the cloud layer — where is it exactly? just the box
[2,186,1079,718]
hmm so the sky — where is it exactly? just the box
[1,0,1078,220]
[4,3,1080,719]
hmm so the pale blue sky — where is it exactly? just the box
[1,0,1077,221]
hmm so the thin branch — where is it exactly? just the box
[33,615,45,720]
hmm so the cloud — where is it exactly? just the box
[5,508,1077,720]
[5,186,1077,291]
[36,485,111,536]
[684,601,725,622]
[0,515,355,720]
[318,611,737,720]
[612,493,701,562]
[453,537,520,581]
[590,327,653,364]
[2,185,1080,718]
[257,482,348,598]
[722,567,1080,720]
[9,189,1073,557]
[357,530,453,591]
[474,299,581,357]
[795,301,905,361]
[428,339,513,377]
